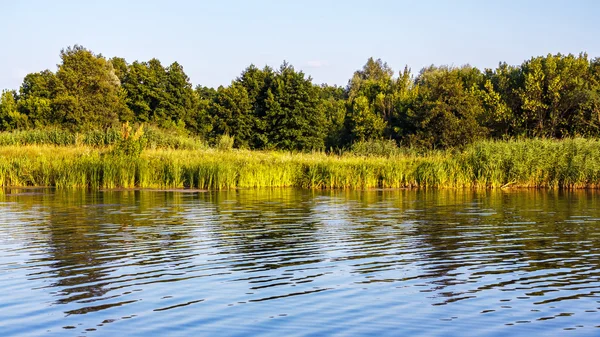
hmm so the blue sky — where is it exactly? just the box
[1,0,599,90]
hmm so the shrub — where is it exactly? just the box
[217,134,235,151]
[111,122,146,157]
[349,139,400,157]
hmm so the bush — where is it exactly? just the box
[217,134,235,151]
[349,139,400,157]
[142,125,207,150]
[111,122,146,157]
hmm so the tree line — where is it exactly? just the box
[1,45,599,150]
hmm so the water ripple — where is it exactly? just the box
[1,189,600,336]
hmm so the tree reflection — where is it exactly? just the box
[403,189,600,305]
[1,189,198,313]
[202,189,323,271]
[3,187,600,316]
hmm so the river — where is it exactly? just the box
[1,188,599,336]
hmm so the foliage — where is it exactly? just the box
[210,83,254,148]
[52,45,130,130]
[111,122,146,157]
[349,139,401,157]
[316,84,347,149]
[0,126,205,150]
[0,90,28,130]
[17,70,55,128]
[345,58,393,142]
[216,134,235,151]
[404,66,488,149]
[3,46,600,152]
[263,62,326,151]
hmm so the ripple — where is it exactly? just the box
[1,189,600,336]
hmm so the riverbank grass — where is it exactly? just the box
[1,138,600,189]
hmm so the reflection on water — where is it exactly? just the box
[1,189,600,336]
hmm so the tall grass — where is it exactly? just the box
[0,126,207,150]
[1,138,600,189]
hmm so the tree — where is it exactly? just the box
[518,57,547,136]
[263,62,325,151]
[121,59,199,133]
[316,84,347,149]
[405,66,488,149]
[514,53,598,138]
[161,62,199,131]
[210,83,254,148]
[389,66,416,141]
[195,85,217,140]
[0,90,28,130]
[483,63,522,137]
[17,70,56,127]
[236,64,275,148]
[5,45,600,150]
[52,45,130,130]
[346,58,399,143]
[346,95,386,141]
[478,79,513,139]
[109,57,128,83]
[121,59,165,124]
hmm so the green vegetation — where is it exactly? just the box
[1,138,600,190]
[1,46,600,190]
[1,46,600,151]
[0,125,205,149]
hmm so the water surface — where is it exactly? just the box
[1,188,599,336]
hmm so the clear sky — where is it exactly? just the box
[1,0,599,90]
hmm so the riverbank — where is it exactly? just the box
[1,138,600,189]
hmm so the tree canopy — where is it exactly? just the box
[2,46,600,151]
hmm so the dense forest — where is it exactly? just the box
[1,45,600,151]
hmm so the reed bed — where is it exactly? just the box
[1,138,600,189]
[0,127,207,150]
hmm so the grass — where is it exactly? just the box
[2,138,600,190]
[0,126,207,150]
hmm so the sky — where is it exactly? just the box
[1,0,599,90]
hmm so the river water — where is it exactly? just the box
[0,188,599,336]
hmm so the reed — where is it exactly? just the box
[2,138,600,189]
[0,126,207,150]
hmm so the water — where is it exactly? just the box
[1,188,599,336]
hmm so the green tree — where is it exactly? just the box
[263,62,325,151]
[583,57,600,135]
[161,62,199,132]
[0,90,28,130]
[405,66,488,149]
[483,63,522,137]
[5,45,600,149]
[121,59,199,133]
[52,45,130,130]
[478,79,513,138]
[210,83,254,148]
[345,58,393,142]
[518,57,546,136]
[236,65,275,148]
[389,66,416,141]
[121,59,166,124]
[17,70,56,127]
[316,84,347,149]
[109,57,128,83]
[515,53,598,137]
[195,85,217,139]
[345,58,419,144]
[346,96,386,142]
